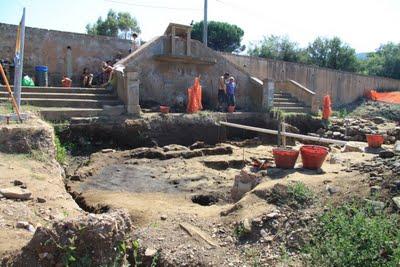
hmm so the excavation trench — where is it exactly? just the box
[60,113,323,215]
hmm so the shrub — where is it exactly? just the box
[305,203,400,267]
[287,181,314,206]
[54,135,67,164]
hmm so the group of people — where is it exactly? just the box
[61,60,116,88]
[218,72,236,111]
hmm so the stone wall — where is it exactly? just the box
[221,53,400,107]
[0,23,130,86]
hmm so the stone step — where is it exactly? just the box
[0,97,122,108]
[273,102,304,107]
[39,108,105,121]
[273,97,298,103]
[0,85,112,94]
[0,92,117,100]
[278,106,311,113]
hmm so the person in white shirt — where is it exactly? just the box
[129,32,141,53]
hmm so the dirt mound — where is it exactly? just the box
[0,116,55,156]
[3,209,132,266]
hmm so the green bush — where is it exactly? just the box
[54,135,67,164]
[305,203,400,267]
[287,181,314,205]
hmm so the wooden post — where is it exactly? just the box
[186,28,191,56]
[282,122,286,148]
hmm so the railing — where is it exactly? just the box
[275,80,318,113]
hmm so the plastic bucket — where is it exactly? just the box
[300,145,329,170]
[35,65,48,87]
[366,134,384,148]
[227,106,235,113]
[273,148,299,169]
[160,105,170,114]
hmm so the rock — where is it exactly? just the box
[242,218,252,233]
[333,131,342,138]
[37,197,46,203]
[364,199,385,211]
[371,117,385,124]
[265,212,280,219]
[189,141,208,150]
[163,144,189,152]
[260,229,269,239]
[13,180,23,186]
[326,185,339,195]
[379,150,395,159]
[160,215,167,221]
[0,187,31,200]
[394,141,400,152]
[101,148,115,153]
[16,221,30,229]
[231,167,262,201]
[370,186,381,195]
[342,141,366,153]
[392,197,400,209]
[144,248,158,257]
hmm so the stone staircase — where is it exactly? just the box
[0,86,125,121]
[273,91,311,113]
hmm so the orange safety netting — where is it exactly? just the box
[187,77,203,113]
[322,95,332,120]
[366,90,400,104]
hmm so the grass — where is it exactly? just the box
[305,202,400,267]
[287,181,314,206]
[54,134,67,164]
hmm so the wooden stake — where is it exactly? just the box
[0,64,22,122]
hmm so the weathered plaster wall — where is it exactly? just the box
[118,36,263,111]
[221,53,400,107]
[0,23,130,86]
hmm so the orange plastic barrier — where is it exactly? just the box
[366,90,400,104]
[187,77,203,113]
[322,95,332,120]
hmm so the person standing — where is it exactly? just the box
[218,72,229,111]
[129,32,141,53]
[226,76,236,108]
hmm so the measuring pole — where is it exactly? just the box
[203,0,208,46]
[13,8,26,109]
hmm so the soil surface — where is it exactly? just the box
[66,141,378,266]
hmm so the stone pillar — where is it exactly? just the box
[171,26,176,55]
[126,71,141,116]
[186,29,191,56]
[262,79,275,110]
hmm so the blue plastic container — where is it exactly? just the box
[35,65,48,86]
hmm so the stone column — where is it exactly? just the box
[186,29,191,56]
[262,79,275,110]
[126,71,141,116]
[171,26,176,55]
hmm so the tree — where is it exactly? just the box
[363,42,400,79]
[306,37,358,72]
[191,21,244,53]
[247,35,304,63]
[86,9,140,39]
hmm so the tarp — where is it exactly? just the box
[187,77,203,113]
[366,90,400,104]
[322,95,332,120]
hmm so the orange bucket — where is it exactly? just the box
[300,145,329,170]
[366,134,384,148]
[273,148,299,169]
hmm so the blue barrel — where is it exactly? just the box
[35,65,48,86]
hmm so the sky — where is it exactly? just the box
[1,0,399,53]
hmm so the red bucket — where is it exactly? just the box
[366,134,384,148]
[160,105,170,114]
[300,145,329,170]
[273,148,299,169]
[227,106,235,113]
